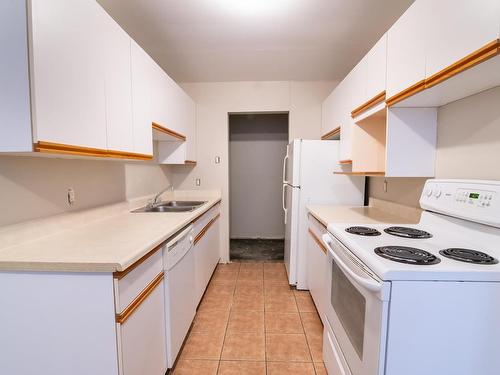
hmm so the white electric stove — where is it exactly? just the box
[321,179,500,375]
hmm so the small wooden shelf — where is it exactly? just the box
[152,122,186,142]
[321,126,340,140]
[334,171,385,176]
[339,159,352,165]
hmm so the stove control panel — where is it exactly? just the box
[455,189,495,207]
[420,179,500,228]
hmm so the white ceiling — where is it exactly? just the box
[97,0,414,82]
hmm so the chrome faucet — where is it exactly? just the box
[149,184,174,208]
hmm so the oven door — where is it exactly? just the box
[322,234,391,375]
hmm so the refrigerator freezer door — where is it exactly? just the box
[284,183,300,285]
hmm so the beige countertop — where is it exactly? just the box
[308,202,421,228]
[0,191,221,273]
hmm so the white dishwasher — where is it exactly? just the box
[163,224,196,368]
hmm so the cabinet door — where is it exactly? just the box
[339,65,362,160]
[307,220,327,323]
[165,78,185,135]
[386,0,428,99]
[321,89,338,138]
[182,93,196,161]
[119,278,167,375]
[0,0,32,152]
[30,0,107,149]
[104,16,134,153]
[131,41,153,156]
[425,0,500,79]
[150,62,169,127]
[364,33,387,100]
[194,216,220,304]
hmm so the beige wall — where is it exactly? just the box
[0,149,173,226]
[173,81,336,261]
[369,86,500,208]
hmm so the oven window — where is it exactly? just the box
[331,260,366,359]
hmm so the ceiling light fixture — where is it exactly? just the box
[210,0,293,16]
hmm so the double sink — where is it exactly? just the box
[132,201,207,213]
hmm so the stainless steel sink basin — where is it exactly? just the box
[132,200,207,213]
[156,201,206,208]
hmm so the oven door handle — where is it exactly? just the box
[322,234,382,293]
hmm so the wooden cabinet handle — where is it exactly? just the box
[308,228,327,255]
[194,213,220,245]
[115,272,164,324]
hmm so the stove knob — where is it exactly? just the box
[434,189,442,198]
[426,188,433,197]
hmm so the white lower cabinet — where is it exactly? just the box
[114,248,167,375]
[193,205,221,304]
[307,214,328,324]
[117,280,167,375]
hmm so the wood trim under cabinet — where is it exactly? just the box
[152,122,187,141]
[321,126,341,140]
[115,272,164,324]
[113,242,164,280]
[386,39,500,107]
[339,159,352,165]
[106,149,153,160]
[385,79,426,107]
[334,171,385,176]
[308,228,327,255]
[34,141,153,160]
[351,91,386,118]
[425,39,500,89]
[194,213,221,245]
[184,160,197,165]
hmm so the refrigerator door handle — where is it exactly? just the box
[282,184,287,224]
[282,152,289,184]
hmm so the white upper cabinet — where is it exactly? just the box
[0,0,32,152]
[150,63,166,127]
[350,33,387,114]
[425,0,500,79]
[386,0,429,99]
[30,0,107,149]
[103,14,134,154]
[321,89,339,137]
[1,0,196,161]
[131,41,154,156]
[183,94,197,161]
[339,63,363,160]
[364,33,387,100]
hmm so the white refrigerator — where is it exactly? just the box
[282,140,365,289]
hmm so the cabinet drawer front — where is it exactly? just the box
[118,279,167,375]
[193,203,220,237]
[308,214,328,238]
[114,248,163,314]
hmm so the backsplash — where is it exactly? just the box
[0,153,173,227]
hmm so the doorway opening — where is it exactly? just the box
[228,113,289,261]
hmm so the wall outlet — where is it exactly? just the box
[67,188,76,205]
[195,178,201,187]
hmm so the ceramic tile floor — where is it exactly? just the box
[172,261,327,374]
